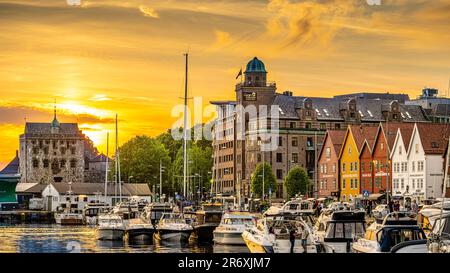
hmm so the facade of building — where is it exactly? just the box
[317,130,345,198]
[390,124,415,197]
[404,124,450,199]
[406,88,450,124]
[19,110,107,184]
[339,125,378,201]
[211,57,429,199]
[359,139,374,195]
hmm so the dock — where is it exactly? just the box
[0,210,55,224]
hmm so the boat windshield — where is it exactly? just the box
[223,218,254,226]
[163,218,185,224]
[377,228,426,252]
[325,222,365,239]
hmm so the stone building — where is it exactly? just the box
[19,109,105,184]
[211,57,429,200]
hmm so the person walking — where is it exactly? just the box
[289,229,296,253]
[388,199,394,213]
[301,226,309,253]
[411,200,419,214]
[393,201,400,212]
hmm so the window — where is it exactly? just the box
[320,164,324,174]
[292,153,298,163]
[320,123,326,130]
[276,169,283,180]
[324,164,328,174]
[342,179,346,189]
[335,123,341,129]
[278,136,283,147]
[332,179,336,189]
[43,147,49,155]
[348,146,352,154]
[292,137,298,147]
[418,161,424,172]
[401,179,404,189]
[43,159,49,168]
[361,162,365,172]
[326,147,331,158]
[350,179,354,189]
[342,163,346,172]
[290,122,296,129]
[412,161,415,172]
[60,159,66,168]
[306,122,312,129]
[70,159,76,168]
[369,162,372,172]
[399,146,402,155]
[412,179,415,189]
[307,137,313,147]
[415,144,419,154]
[71,148,76,155]
[33,159,39,168]
[276,153,283,163]
[354,162,358,171]
[381,143,384,150]
[332,164,336,173]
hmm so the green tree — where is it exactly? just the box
[172,143,213,196]
[251,163,277,198]
[116,135,172,194]
[156,129,182,162]
[284,167,310,198]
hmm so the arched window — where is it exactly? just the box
[70,159,76,168]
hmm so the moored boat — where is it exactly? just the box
[191,203,223,242]
[154,213,193,243]
[97,213,126,241]
[213,212,256,245]
[126,217,155,244]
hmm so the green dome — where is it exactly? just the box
[51,117,60,128]
[245,57,267,73]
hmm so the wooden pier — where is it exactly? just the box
[0,210,55,224]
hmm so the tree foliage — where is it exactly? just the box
[284,167,310,198]
[251,163,277,198]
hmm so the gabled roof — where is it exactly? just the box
[377,123,416,152]
[318,130,346,160]
[0,152,19,175]
[24,122,80,135]
[49,182,151,196]
[359,139,374,158]
[338,125,379,159]
[416,123,450,155]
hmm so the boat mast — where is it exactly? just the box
[117,114,122,203]
[104,131,109,202]
[182,53,189,199]
[115,114,118,204]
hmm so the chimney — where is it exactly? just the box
[15,150,18,158]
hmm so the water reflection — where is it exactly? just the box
[0,224,249,253]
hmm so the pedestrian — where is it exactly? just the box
[301,225,309,253]
[393,201,400,212]
[367,201,372,217]
[411,200,419,214]
[289,228,296,253]
[388,199,394,213]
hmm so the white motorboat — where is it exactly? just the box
[213,212,256,245]
[427,211,450,253]
[54,211,84,225]
[242,215,329,253]
[154,213,193,243]
[141,202,174,226]
[97,214,126,241]
[54,183,83,225]
[83,201,110,225]
[352,212,427,253]
[321,211,366,253]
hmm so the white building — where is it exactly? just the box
[39,182,152,212]
[403,123,449,199]
[390,124,415,197]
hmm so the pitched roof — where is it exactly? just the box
[349,125,379,153]
[380,123,415,151]
[318,130,346,160]
[50,182,152,196]
[17,183,47,194]
[273,94,428,122]
[24,122,80,135]
[416,123,450,155]
[0,152,19,175]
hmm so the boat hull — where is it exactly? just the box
[127,228,155,244]
[155,229,192,243]
[213,231,245,245]
[97,228,125,241]
[192,224,218,242]
[55,218,84,225]
[242,234,272,253]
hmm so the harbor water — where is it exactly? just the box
[0,224,249,253]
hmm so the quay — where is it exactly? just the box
[0,210,54,224]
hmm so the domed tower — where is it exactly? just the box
[244,57,267,87]
[236,57,276,108]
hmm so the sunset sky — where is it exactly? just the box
[0,0,449,168]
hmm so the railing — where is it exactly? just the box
[235,81,277,88]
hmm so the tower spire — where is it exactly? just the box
[51,99,60,130]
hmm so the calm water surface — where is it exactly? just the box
[0,224,249,253]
